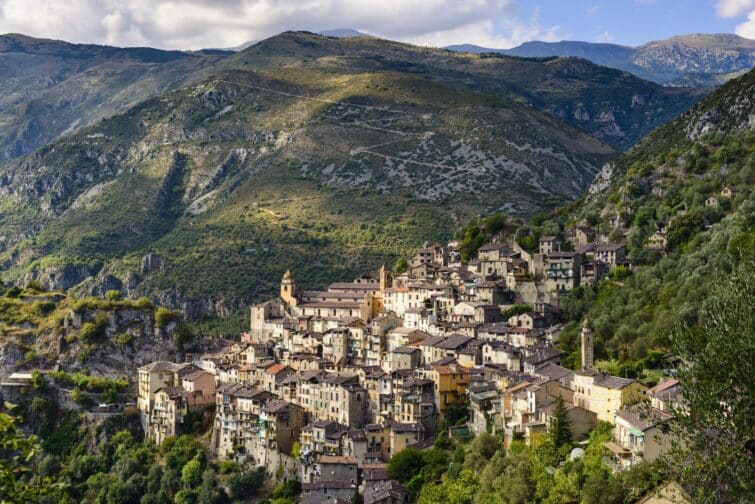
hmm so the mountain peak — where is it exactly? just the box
[318,28,371,38]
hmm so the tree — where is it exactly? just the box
[666,212,704,251]
[174,322,195,349]
[465,432,498,469]
[666,263,755,503]
[225,468,265,500]
[196,469,225,504]
[387,448,426,483]
[393,257,408,274]
[0,414,68,502]
[146,464,163,495]
[163,435,203,469]
[548,396,573,449]
[181,455,203,488]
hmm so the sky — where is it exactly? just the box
[0,0,752,50]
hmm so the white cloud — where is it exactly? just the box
[735,10,755,37]
[0,0,565,50]
[406,9,563,49]
[596,30,614,43]
[586,5,599,16]
[715,0,755,18]
[715,0,755,38]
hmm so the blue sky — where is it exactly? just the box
[498,1,750,47]
[0,0,752,50]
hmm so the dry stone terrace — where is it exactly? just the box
[137,232,681,500]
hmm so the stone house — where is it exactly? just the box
[428,363,470,417]
[258,399,305,456]
[572,370,645,423]
[544,252,582,291]
[301,481,357,504]
[645,232,668,252]
[613,404,673,468]
[317,455,358,485]
[534,399,597,442]
[390,346,421,371]
[364,480,409,504]
[573,226,595,247]
[539,236,561,255]
[389,422,425,456]
[593,243,627,267]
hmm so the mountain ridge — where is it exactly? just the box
[445,33,755,86]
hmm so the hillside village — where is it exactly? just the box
[135,223,685,504]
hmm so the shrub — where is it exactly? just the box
[30,300,55,316]
[173,323,194,348]
[608,266,632,281]
[31,370,47,390]
[116,332,134,347]
[155,307,176,328]
[71,388,94,408]
[80,322,103,343]
[134,297,153,309]
[5,286,22,298]
[502,304,532,320]
[218,460,240,474]
[25,280,45,292]
[105,290,122,301]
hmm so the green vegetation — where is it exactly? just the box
[0,413,68,502]
[0,408,268,504]
[666,263,754,503]
[47,370,128,394]
[548,70,755,366]
[455,213,514,262]
[501,304,532,320]
[400,427,663,504]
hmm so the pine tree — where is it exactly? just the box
[549,395,573,448]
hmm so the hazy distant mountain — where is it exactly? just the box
[318,28,371,38]
[446,33,755,86]
[0,33,224,158]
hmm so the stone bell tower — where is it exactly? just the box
[280,269,298,307]
[379,264,389,292]
[581,318,594,370]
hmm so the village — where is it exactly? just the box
[136,229,683,504]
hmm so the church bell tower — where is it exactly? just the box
[581,319,594,369]
[280,270,298,306]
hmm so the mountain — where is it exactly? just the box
[0,33,226,159]
[318,28,372,38]
[555,67,754,360]
[0,31,704,322]
[446,33,755,86]
[447,40,634,67]
[0,32,610,318]
[224,32,703,149]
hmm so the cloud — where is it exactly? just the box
[406,8,563,49]
[715,0,755,18]
[596,30,614,43]
[586,5,599,16]
[715,0,755,38]
[0,0,564,50]
[735,10,755,37]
